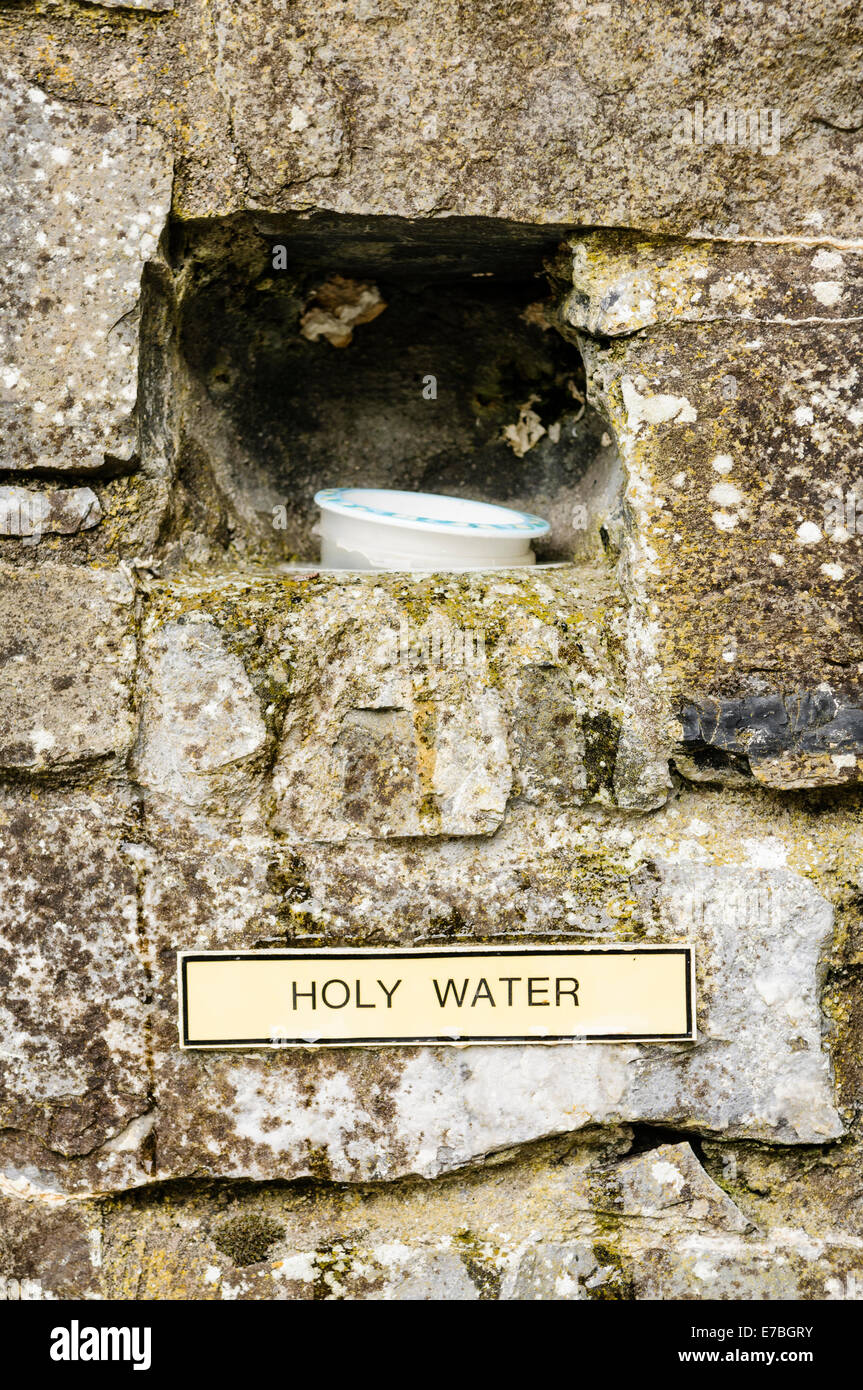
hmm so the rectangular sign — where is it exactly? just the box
[178,944,695,1048]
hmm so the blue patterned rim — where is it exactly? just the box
[315,488,550,537]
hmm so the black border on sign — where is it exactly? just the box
[178,945,695,1048]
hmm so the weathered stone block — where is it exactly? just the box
[140,861,840,1187]
[96,1137,863,1302]
[177,0,863,237]
[600,1142,751,1234]
[274,664,513,841]
[630,1232,863,1301]
[0,68,172,472]
[0,794,153,1196]
[564,233,863,792]
[0,1191,100,1300]
[0,486,101,541]
[142,809,276,933]
[335,708,423,836]
[512,665,587,805]
[0,563,136,775]
[268,592,524,841]
[137,569,626,837]
[134,618,268,809]
[562,235,863,336]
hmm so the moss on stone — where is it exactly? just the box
[583,709,621,798]
[309,1237,377,1300]
[212,1212,285,1267]
[452,1229,502,1300]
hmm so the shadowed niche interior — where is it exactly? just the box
[157,213,622,570]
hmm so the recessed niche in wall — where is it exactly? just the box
[156,214,622,571]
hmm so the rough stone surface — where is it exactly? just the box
[602,1142,751,1234]
[565,233,863,792]
[630,1232,863,1301]
[134,617,268,809]
[4,1134,862,1300]
[678,693,863,790]
[1,4,860,236]
[0,485,101,539]
[563,235,863,335]
[87,1140,863,1299]
[0,67,172,472]
[0,563,136,775]
[2,0,863,1304]
[273,642,514,841]
[142,857,840,1188]
[1,566,848,1203]
[136,569,627,838]
[0,793,153,1196]
[0,1191,100,1300]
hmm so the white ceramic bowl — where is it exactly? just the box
[314,488,550,570]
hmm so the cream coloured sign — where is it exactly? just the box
[178,945,695,1048]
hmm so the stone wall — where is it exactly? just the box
[1,0,862,1301]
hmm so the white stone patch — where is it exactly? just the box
[810,281,844,307]
[811,249,844,273]
[144,866,843,1185]
[0,67,172,471]
[273,1253,316,1282]
[27,729,56,756]
[135,618,267,808]
[796,521,822,544]
[711,454,734,474]
[708,482,743,507]
[820,562,845,580]
[825,1274,863,1299]
[0,1172,72,1205]
[743,837,788,869]
[100,1112,156,1154]
[621,377,697,435]
[651,1159,686,1194]
[831,753,857,770]
[429,688,511,834]
[0,485,101,540]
